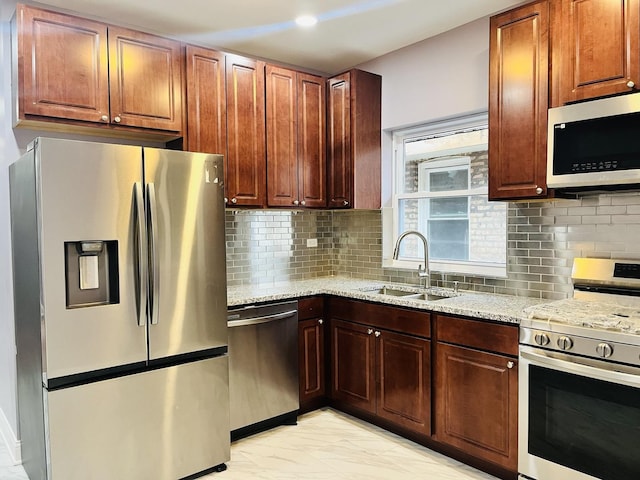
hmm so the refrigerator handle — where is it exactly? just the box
[134,182,148,327]
[147,182,160,325]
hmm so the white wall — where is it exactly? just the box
[357,17,490,207]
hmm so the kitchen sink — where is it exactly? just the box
[403,292,450,301]
[362,286,417,296]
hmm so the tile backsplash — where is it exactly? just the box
[225,192,640,299]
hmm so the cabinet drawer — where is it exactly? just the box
[435,315,517,356]
[298,296,324,320]
[329,297,430,338]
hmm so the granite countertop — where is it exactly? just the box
[227,276,546,324]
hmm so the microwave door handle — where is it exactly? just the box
[520,346,640,388]
[134,183,148,327]
[147,183,160,325]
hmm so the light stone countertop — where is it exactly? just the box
[227,276,547,324]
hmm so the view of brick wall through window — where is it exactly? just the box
[225,192,640,299]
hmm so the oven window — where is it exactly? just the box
[529,365,640,480]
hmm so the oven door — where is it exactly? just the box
[519,345,640,480]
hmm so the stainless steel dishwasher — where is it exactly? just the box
[227,301,299,439]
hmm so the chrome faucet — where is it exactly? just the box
[392,230,430,289]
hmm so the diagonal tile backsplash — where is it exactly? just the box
[225,192,640,299]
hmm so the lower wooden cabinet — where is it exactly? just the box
[434,315,518,472]
[329,299,431,436]
[298,297,326,411]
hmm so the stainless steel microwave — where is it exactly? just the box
[547,92,640,191]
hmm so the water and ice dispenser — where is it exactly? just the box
[64,240,119,308]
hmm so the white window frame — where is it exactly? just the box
[383,112,507,278]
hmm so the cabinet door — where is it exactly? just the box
[225,55,266,207]
[298,318,326,407]
[185,46,226,155]
[435,343,518,471]
[330,318,376,414]
[553,0,640,105]
[327,73,352,208]
[297,73,327,208]
[377,330,431,435]
[266,65,298,207]
[108,27,183,132]
[489,0,550,200]
[16,4,109,124]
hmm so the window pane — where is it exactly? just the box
[431,197,468,217]
[428,220,469,260]
[429,169,468,192]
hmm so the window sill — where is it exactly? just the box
[382,258,507,279]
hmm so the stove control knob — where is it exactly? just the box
[534,332,550,346]
[596,343,614,358]
[557,336,573,351]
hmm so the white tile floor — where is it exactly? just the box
[0,408,498,480]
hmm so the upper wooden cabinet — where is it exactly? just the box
[225,54,266,207]
[489,0,550,200]
[107,27,183,132]
[327,70,381,209]
[266,65,326,208]
[552,0,640,106]
[13,4,183,137]
[184,45,226,155]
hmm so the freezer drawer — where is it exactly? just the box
[228,301,299,432]
[44,356,229,480]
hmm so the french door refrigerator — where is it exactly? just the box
[9,137,229,480]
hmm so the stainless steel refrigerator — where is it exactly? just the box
[9,137,229,480]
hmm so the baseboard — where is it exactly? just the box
[0,407,21,465]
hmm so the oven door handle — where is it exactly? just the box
[520,346,640,388]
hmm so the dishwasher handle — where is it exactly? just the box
[228,309,297,328]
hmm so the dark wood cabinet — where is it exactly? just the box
[327,70,381,209]
[552,0,640,105]
[14,4,183,136]
[488,0,550,200]
[184,45,226,155]
[266,66,326,208]
[15,4,109,124]
[225,54,266,207]
[108,27,183,132]
[298,297,326,410]
[328,298,431,435]
[434,315,518,472]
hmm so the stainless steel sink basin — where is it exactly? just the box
[404,293,450,301]
[362,286,417,297]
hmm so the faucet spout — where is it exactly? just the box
[392,230,430,289]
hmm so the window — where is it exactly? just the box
[387,113,507,277]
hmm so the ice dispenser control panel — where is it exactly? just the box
[64,240,120,308]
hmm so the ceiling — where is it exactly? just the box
[34,0,524,74]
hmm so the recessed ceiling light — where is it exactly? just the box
[295,15,318,27]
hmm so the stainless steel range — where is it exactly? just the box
[518,258,640,480]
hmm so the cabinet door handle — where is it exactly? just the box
[343,200,349,206]
[293,200,299,206]
[300,200,306,206]
[535,187,543,195]
[628,80,636,89]
[507,361,515,369]
[367,328,373,335]
[318,319,323,325]
[100,115,108,122]
[231,197,237,204]
[374,331,381,337]
[113,116,122,123]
